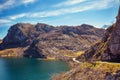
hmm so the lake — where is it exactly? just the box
[0,58,70,80]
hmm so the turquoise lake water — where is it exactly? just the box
[0,58,70,80]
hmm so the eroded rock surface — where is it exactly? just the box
[77,7,120,62]
[0,23,104,58]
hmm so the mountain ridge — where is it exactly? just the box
[77,7,120,62]
[52,6,120,80]
[0,23,104,58]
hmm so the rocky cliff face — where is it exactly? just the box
[53,6,120,80]
[0,23,104,58]
[77,7,120,62]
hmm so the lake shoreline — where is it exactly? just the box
[0,58,70,80]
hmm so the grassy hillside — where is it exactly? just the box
[52,62,120,80]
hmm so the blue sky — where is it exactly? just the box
[0,0,119,39]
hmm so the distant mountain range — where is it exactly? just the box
[102,25,110,29]
[0,23,104,58]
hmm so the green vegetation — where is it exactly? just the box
[95,61,120,73]
[52,61,120,80]
[0,48,21,57]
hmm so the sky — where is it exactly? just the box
[0,0,119,39]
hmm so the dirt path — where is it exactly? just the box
[72,58,81,63]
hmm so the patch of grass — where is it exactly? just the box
[79,61,120,71]
[74,51,84,57]
[58,50,84,58]
[52,61,120,80]
[0,48,21,57]
[78,61,120,73]
[94,61,120,73]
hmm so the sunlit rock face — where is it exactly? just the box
[3,23,34,46]
[109,8,120,56]
[2,23,52,47]
[77,7,120,62]
[0,23,104,58]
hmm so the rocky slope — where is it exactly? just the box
[77,7,120,62]
[53,62,120,80]
[0,23,104,58]
[53,6,120,80]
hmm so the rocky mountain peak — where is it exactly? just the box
[35,23,54,32]
[0,23,104,58]
[77,7,120,62]
[2,23,35,48]
[10,23,33,29]
[80,24,94,29]
[108,6,120,59]
[116,6,120,21]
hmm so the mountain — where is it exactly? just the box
[77,7,120,62]
[0,23,104,58]
[102,25,110,29]
[53,7,120,80]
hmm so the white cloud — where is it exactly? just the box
[9,13,27,20]
[0,19,11,23]
[29,0,115,18]
[21,0,36,4]
[0,0,15,12]
[90,0,113,9]
[4,0,117,20]
[0,0,37,12]
[54,0,86,7]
